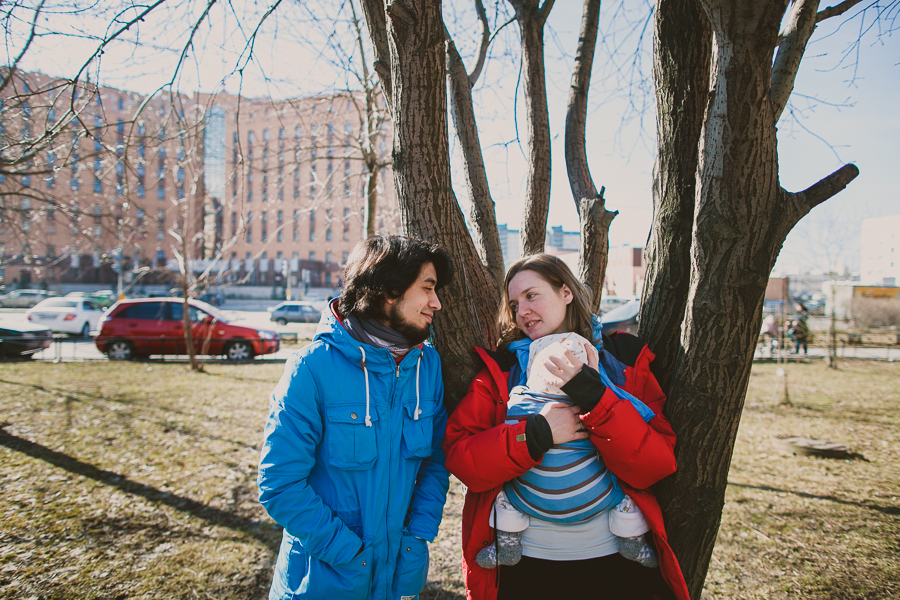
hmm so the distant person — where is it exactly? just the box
[258,235,453,599]
[790,319,809,354]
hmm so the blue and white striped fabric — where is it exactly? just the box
[503,386,624,523]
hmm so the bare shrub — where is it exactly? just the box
[851,296,900,328]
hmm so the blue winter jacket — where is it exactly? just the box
[258,304,450,599]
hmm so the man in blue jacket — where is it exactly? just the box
[258,235,453,599]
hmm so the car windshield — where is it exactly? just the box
[191,300,229,322]
[600,300,640,323]
[36,299,78,308]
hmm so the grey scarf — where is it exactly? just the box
[342,313,415,359]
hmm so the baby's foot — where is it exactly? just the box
[496,530,523,566]
[476,543,499,569]
[618,535,659,568]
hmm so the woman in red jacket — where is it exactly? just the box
[444,254,689,600]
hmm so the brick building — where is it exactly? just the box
[0,70,397,291]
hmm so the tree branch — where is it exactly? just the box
[508,0,554,256]
[792,163,859,213]
[359,0,393,110]
[816,0,865,22]
[446,32,505,287]
[771,0,820,122]
[468,0,491,87]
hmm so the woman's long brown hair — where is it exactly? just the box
[497,253,596,349]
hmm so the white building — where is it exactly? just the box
[860,214,900,286]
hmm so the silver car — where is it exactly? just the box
[268,301,321,325]
[0,289,52,308]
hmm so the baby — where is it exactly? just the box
[476,332,658,569]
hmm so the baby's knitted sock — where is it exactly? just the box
[617,534,659,568]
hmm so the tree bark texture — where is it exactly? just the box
[382,0,499,410]
[364,168,378,237]
[510,0,554,256]
[770,0,820,122]
[564,0,617,311]
[359,0,393,112]
[639,0,711,392]
[649,2,857,596]
[446,35,505,287]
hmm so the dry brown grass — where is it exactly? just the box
[0,359,897,599]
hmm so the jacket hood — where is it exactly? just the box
[313,299,423,375]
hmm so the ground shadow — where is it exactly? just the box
[0,426,279,545]
[728,482,900,515]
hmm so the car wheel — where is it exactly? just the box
[80,322,91,338]
[107,340,135,361]
[225,340,254,361]
[276,318,288,326]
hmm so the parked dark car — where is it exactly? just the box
[95,298,279,361]
[0,320,53,359]
[268,301,321,325]
[599,300,640,337]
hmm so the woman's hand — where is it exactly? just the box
[538,343,600,388]
[539,402,589,445]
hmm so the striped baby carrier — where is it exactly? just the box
[502,387,624,523]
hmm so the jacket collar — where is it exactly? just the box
[314,299,423,374]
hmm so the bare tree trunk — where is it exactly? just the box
[509,0,554,256]
[647,2,858,595]
[639,0,711,391]
[381,0,498,409]
[364,167,378,237]
[446,35,505,286]
[564,0,616,311]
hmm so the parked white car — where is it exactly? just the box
[25,298,105,336]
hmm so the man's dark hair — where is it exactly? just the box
[339,235,454,319]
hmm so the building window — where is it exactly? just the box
[232,212,238,236]
[309,251,315,260]
[325,251,332,264]
[342,251,348,264]
[309,209,315,241]
[261,211,268,242]
[343,207,350,241]
[246,211,252,243]
[293,210,299,242]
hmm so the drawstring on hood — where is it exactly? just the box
[415,353,422,420]
[359,346,373,427]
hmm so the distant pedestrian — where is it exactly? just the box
[790,319,809,354]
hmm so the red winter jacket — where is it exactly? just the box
[444,333,690,600]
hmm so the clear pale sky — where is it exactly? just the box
[14,1,899,274]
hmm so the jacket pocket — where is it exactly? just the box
[400,396,435,459]
[325,404,378,470]
[391,534,429,600]
[275,539,373,599]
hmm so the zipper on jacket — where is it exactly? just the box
[396,363,400,378]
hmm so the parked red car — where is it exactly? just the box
[95,298,279,361]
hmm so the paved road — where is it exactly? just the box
[4,306,898,363]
